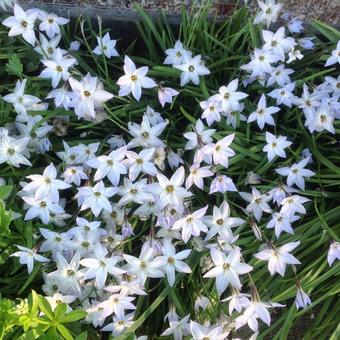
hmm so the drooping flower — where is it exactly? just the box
[327,241,340,266]
[295,285,311,310]
[158,86,179,107]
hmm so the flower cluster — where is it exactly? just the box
[1,0,339,339]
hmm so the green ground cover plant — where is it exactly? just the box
[0,0,339,339]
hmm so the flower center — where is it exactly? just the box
[130,188,137,194]
[216,218,224,225]
[107,159,113,166]
[320,114,326,122]
[167,256,175,264]
[136,158,143,164]
[40,201,47,208]
[7,148,15,155]
[94,192,101,197]
[56,65,63,72]
[140,261,147,268]
[166,185,174,193]
[266,8,272,14]
[71,168,77,174]
[188,65,195,72]
[83,90,91,97]
[142,131,149,139]
[48,18,54,24]
[176,51,182,57]
[130,75,138,82]
[223,263,230,270]
[21,21,28,28]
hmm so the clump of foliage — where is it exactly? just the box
[0,0,339,339]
